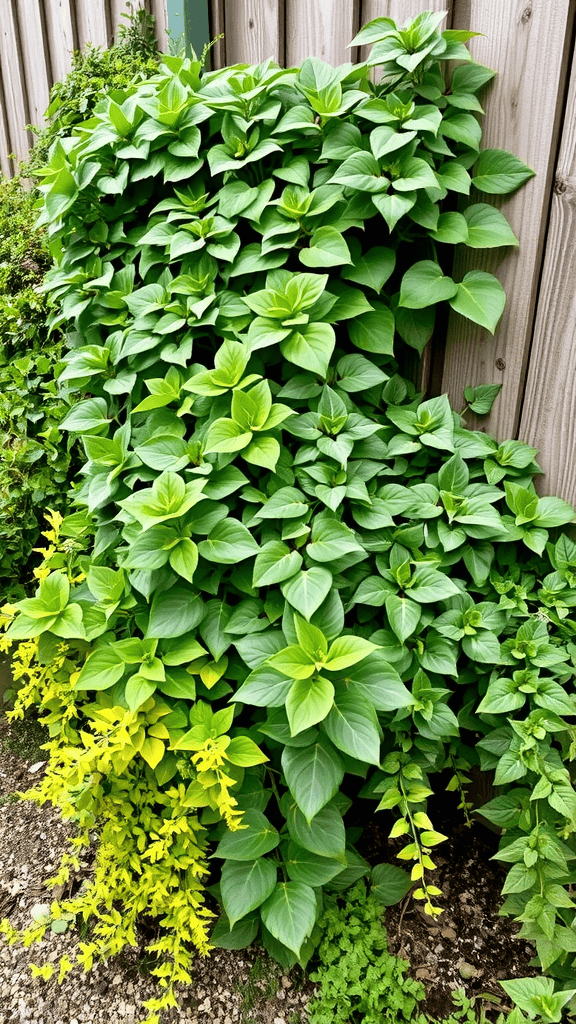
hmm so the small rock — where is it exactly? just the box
[459,961,479,979]
[441,927,457,940]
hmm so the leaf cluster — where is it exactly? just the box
[2,11,575,1023]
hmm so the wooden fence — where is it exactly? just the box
[1,0,576,505]
[0,0,168,174]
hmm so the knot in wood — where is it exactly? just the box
[521,2,532,23]
[554,177,568,195]
[495,358,506,371]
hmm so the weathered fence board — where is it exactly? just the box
[16,0,51,127]
[222,0,283,66]
[285,0,359,68]
[44,0,77,85]
[518,42,576,503]
[75,3,111,50]
[437,0,575,444]
[0,0,31,163]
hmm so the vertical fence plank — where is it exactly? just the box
[0,0,31,165]
[150,0,170,51]
[223,0,283,66]
[15,0,51,128]
[518,49,576,503]
[438,0,574,441]
[44,0,77,84]
[285,0,359,68]
[75,0,112,50]
[209,0,226,67]
[0,62,12,176]
[360,1,451,29]
[110,0,144,43]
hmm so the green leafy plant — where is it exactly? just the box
[2,10,576,1024]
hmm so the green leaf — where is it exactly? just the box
[210,912,259,950]
[323,692,381,765]
[463,383,502,415]
[285,842,344,886]
[348,305,395,354]
[282,568,333,619]
[282,738,344,822]
[341,246,395,293]
[74,646,125,691]
[214,809,279,861]
[307,516,363,563]
[261,881,317,956]
[371,863,412,906]
[243,436,281,471]
[324,636,380,671]
[253,541,303,587]
[385,595,421,643]
[221,858,278,928]
[464,204,519,248]
[147,587,204,639]
[198,519,260,563]
[472,149,535,194]
[449,271,506,333]
[288,801,347,863]
[399,261,457,309]
[299,227,352,268]
[280,322,335,378]
[233,665,293,707]
[226,736,268,767]
[286,675,335,735]
[60,397,109,433]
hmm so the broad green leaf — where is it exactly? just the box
[385,595,421,643]
[253,541,303,587]
[399,261,457,309]
[472,149,535,194]
[147,587,204,639]
[299,226,352,268]
[280,321,335,378]
[324,636,380,671]
[74,646,125,691]
[348,305,395,354]
[286,675,335,735]
[341,246,395,292]
[282,568,333,619]
[285,842,344,886]
[323,692,381,764]
[288,801,347,863]
[214,810,280,861]
[464,204,519,248]
[449,271,506,333]
[221,858,278,928]
[371,863,412,906]
[282,737,344,821]
[261,881,317,955]
[233,665,293,707]
[199,519,260,563]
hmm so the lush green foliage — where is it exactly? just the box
[2,10,576,1023]
[0,178,70,599]
[26,3,159,171]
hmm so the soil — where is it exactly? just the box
[0,711,537,1024]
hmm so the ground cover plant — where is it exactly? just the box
[2,9,576,1024]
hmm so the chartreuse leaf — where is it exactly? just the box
[282,568,333,619]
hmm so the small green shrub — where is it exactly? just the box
[2,10,576,1024]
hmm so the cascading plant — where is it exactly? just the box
[2,10,576,1024]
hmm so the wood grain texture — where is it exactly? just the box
[438,0,574,441]
[75,0,111,49]
[0,0,31,163]
[360,0,451,32]
[150,0,169,51]
[223,0,283,66]
[110,0,145,43]
[44,0,77,84]
[209,0,226,68]
[286,0,359,68]
[518,44,576,503]
[0,61,12,176]
[16,0,51,126]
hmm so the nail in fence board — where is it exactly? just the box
[438,0,574,441]
[519,42,576,502]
